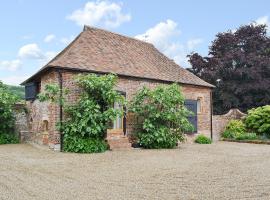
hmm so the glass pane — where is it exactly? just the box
[113,102,123,129]
[197,99,201,113]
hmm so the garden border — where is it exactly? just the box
[222,138,270,145]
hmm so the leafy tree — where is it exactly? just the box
[5,85,25,99]
[39,74,125,153]
[129,84,193,149]
[188,24,270,114]
[0,81,19,144]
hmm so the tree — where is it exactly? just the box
[5,85,25,99]
[129,84,193,149]
[188,24,270,114]
[0,81,19,144]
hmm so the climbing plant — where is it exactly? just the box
[39,73,125,153]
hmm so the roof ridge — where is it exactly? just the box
[83,25,155,48]
[46,32,83,67]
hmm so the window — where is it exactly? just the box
[197,97,202,113]
[25,83,37,100]
[113,102,123,129]
[25,81,41,101]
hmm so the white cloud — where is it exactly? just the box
[18,43,44,59]
[44,34,56,43]
[135,20,179,51]
[67,1,131,28]
[0,59,22,71]
[187,38,203,50]
[135,20,203,67]
[17,43,57,63]
[0,75,29,85]
[255,16,269,26]
[17,43,58,67]
[60,35,75,45]
[254,16,270,33]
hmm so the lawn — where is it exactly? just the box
[1,142,270,200]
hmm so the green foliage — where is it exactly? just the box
[188,24,270,114]
[222,119,258,140]
[194,134,212,144]
[130,83,193,149]
[5,84,25,99]
[222,130,235,139]
[38,84,68,105]
[39,74,124,153]
[222,120,246,139]
[63,135,107,153]
[0,133,19,144]
[62,74,124,139]
[0,81,18,142]
[245,105,270,136]
[235,132,257,140]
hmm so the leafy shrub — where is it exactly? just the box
[222,120,246,139]
[235,132,257,140]
[0,133,19,144]
[63,135,108,153]
[245,105,270,136]
[222,130,234,139]
[138,127,180,149]
[0,81,19,144]
[194,134,212,144]
[130,84,193,149]
[40,74,124,153]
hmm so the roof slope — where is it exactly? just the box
[22,26,214,88]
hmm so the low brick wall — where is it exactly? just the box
[212,109,246,141]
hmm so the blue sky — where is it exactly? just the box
[0,0,269,85]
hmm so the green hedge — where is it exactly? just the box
[195,134,212,144]
[245,105,270,136]
[63,135,108,153]
[0,134,19,144]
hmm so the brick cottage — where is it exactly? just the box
[21,26,214,150]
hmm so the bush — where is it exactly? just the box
[39,74,124,153]
[245,105,270,136]
[195,134,212,144]
[222,120,246,139]
[63,135,108,153]
[222,130,234,139]
[0,133,19,144]
[138,127,180,149]
[0,81,19,144]
[235,132,257,140]
[130,84,193,149]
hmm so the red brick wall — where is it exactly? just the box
[26,70,60,150]
[26,70,212,148]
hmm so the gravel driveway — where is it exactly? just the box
[1,142,270,200]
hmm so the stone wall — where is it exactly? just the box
[14,103,28,139]
[212,109,246,141]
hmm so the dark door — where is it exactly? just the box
[184,100,197,133]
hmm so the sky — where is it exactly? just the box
[0,0,269,85]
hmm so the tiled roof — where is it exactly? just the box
[22,26,214,88]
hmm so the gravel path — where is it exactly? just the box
[1,142,270,200]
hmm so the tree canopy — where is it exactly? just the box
[188,24,270,114]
